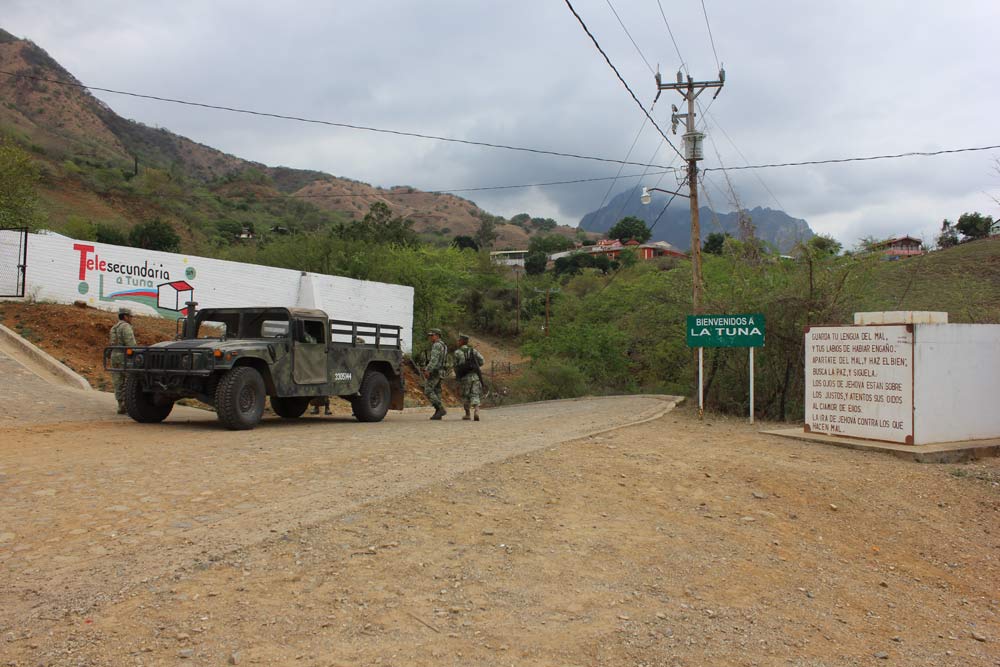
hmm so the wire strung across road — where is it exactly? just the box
[0,69,677,171]
[562,0,685,161]
[702,145,1000,171]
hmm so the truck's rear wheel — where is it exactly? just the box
[215,367,266,430]
[353,370,390,422]
[124,375,174,423]
[271,396,311,419]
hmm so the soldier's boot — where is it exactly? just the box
[324,407,332,415]
[430,406,446,420]
[473,407,480,422]
[462,404,471,421]
[117,402,127,415]
[311,406,320,415]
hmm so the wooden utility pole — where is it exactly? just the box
[532,287,560,336]
[654,69,725,314]
[514,266,521,335]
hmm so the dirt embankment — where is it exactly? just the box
[0,302,516,406]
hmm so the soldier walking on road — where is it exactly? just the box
[423,328,448,420]
[109,307,136,414]
[453,333,485,422]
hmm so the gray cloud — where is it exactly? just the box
[4,0,998,246]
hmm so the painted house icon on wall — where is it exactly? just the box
[157,280,194,312]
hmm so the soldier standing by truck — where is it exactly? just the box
[109,307,136,414]
[423,328,448,420]
[453,333,485,421]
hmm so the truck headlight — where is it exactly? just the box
[192,352,208,370]
[181,354,192,370]
[132,353,144,368]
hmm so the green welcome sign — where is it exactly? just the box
[686,313,766,348]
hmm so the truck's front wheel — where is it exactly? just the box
[124,375,174,423]
[353,370,390,422]
[271,396,311,419]
[215,367,266,430]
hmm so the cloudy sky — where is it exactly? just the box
[4,0,998,247]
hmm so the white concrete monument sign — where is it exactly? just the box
[805,325,914,444]
[803,312,1000,446]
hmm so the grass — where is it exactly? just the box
[856,238,1000,323]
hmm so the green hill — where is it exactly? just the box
[857,239,1000,323]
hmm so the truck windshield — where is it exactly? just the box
[194,310,291,339]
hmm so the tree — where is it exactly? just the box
[509,213,531,228]
[936,220,959,249]
[703,232,730,255]
[606,216,651,243]
[955,212,996,241]
[474,213,499,249]
[0,138,44,230]
[94,223,127,246]
[525,251,548,275]
[129,218,181,252]
[617,248,638,268]
[528,234,574,255]
[530,217,557,232]
[451,235,479,251]
[341,202,419,247]
[806,234,842,256]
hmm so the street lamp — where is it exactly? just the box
[640,182,702,315]
[640,186,688,206]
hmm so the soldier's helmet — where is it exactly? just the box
[118,307,132,316]
[427,328,442,336]
[457,332,470,341]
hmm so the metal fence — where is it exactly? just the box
[0,227,27,298]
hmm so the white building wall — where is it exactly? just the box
[12,233,414,351]
[913,324,1000,444]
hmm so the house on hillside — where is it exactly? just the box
[869,236,924,259]
[489,250,528,267]
[548,239,686,264]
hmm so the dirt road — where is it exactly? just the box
[1,348,998,666]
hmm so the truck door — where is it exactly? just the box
[293,318,327,384]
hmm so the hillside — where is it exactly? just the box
[857,237,1000,322]
[579,189,814,253]
[0,28,586,250]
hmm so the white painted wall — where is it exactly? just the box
[9,233,414,351]
[913,324,1000,444]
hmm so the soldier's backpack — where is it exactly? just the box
[454,346,481,379]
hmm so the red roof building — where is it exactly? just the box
[869,236,924,259]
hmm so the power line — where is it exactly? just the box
[0,69,677,171]
[594,114,651,214]
[655,0,687,71]
[292,169,678,197]
[104,169,682,205]
[595,190,680,296]
[702,144,1000,172]
[701,107,787,212]
[562,0,685,161]
[700,0,722,72]
[605,0,655,75]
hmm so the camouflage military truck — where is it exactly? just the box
[104,304,405,430]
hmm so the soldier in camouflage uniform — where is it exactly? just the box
[109,306,137,414]
[423,328,448,420]
[453,333,485,421]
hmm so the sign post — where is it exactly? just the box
[686,313,766,423]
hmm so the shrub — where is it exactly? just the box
[514,359,588,401]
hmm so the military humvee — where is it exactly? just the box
[105,303,405,430]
